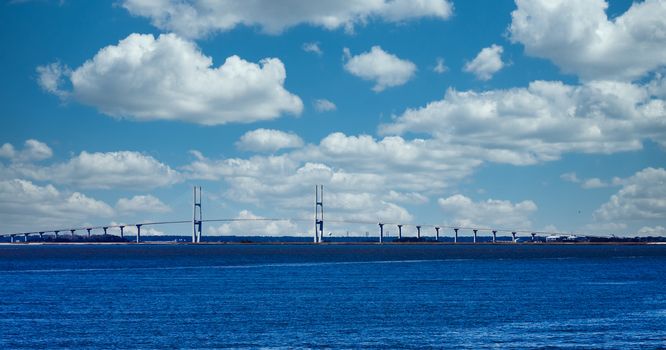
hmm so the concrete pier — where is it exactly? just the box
[416,226,421,239]
[454,228,459,243]
[492,230,497,243]
[136,224,142,243]
[378,223,384,243]
[473,229,478,243]
[397,224,403,240]
[435,227,440,241]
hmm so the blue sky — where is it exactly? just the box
[1,0,665,237]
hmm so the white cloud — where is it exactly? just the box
[183,131,492,229]
[433,57,448,74]
[560,172,580,183]
[236,129,304,153]
[121,0,453,38]
[36,62,70,99]
[637,225,666,236]
[0,139,52,163]
[209,210,300,236]
[343,46,417,92]
[313,98,337,112]
[384,190,429,204]
[581,178,607,189]
[302,42,322,55]
[0,179,114,233]
[38,33,303,125]
[438,194,537,229]
[463,44,504,81]
[561,172,622,189]
[509,0,666,81]
[4,151,181,190]
[595,167,666,221]
[380,79,666,165]
[116,195,171,214]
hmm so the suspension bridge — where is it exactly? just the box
[0,185,617,244]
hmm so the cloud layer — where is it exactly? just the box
[438,194,537,229]
[0,179,114,232]
[380,79,666,165]
[122,0,453,38]
[595,167,666,222]
[38,33,303,125]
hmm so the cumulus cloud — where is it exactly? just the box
[0,139,52,163]
[561,172,623,189]
[313,99,337,112]
[509,0,666,81]
[343,46,417,92]
[637,225,666,236]
[116,195,171,214]
[302,42,322,55]
[463,44,504,81]
[236,129,304,153]
[560,172,580,184]
[121,0,453,38]
[4,151,181,190]
[433,57,448,74]
[209,210,300,236]
[380,79,666,165]
[595,167,666,221]
[37,33,303,125]
[0,179,114,233]
[438,194,537,229]
[183,130,499,229]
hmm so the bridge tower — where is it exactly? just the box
[314,185,324,243]
[193,186,203,243]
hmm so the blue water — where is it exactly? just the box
[1,244,665,349]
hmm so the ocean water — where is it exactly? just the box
[0,244,664,349]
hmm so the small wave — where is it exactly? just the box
[0,258,467,274]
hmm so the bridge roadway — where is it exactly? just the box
[0,218,593,244]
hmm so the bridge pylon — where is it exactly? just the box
[193,186,203,243]
[314,185,324,243]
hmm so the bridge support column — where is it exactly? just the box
[454,228,459,243]
[136,225,142,243]
[119,226,124,239]
[397,225,402,240]
[103,227,108,236]
[492,230,497,243]
[39,232,44,240]
[473,229,478,243]
[87,228,91,238]
[416,226,421,239]
[435,227,440,241]
[531,233,536,242]
[70,229,75,237]
[24,233,29,243]
[378,223,384,244]
[10,234,15,243]
[54,231,59,238]
[512,232,517,243]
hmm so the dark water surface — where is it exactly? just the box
[1,244,665,349]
